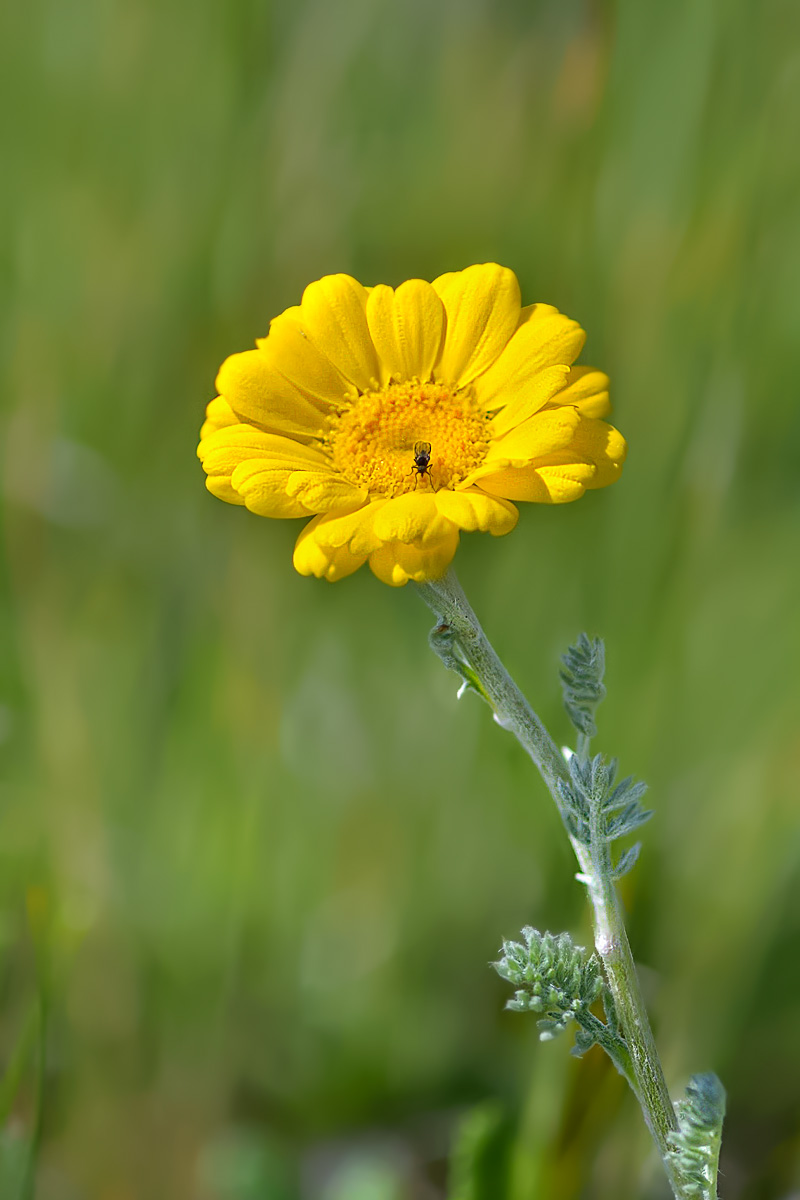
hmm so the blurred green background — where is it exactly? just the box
[2,0,800,1196]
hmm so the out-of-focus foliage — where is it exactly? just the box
[2,0,799,1196]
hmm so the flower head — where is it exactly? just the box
[198,264,626,585]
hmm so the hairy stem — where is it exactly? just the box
[416,568,684,1194]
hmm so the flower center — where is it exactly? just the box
[326,380,490,497]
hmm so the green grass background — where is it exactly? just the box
[2,0,800,1196]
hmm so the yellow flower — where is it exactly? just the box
[198,264,626,586]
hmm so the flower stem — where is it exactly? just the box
[416,568,684,1195]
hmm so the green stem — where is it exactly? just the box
[416,568,684,1195]
[417,571,566,798]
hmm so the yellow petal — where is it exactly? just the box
[517,421,626,490]
[293,517,368,581]
[199,424,324,514]
[200,397,239,441]
[474,304,586,417]
[226,454,362,516]
[306,502,387,555]
[476,465,590,504]
[370,493,453,546]
[545,365,611,418]
[216,350,330,440]
[486,365,571,437]
[199,424,330,474]
[285,471,368,512]
[475,415,626,502]
[368,527,460,587]
[366,280,445,383]
[486,406,582,464]
[257,308,353,408]
[232,467,313,517]
[432,264,521,387]
[537,466,597,501]
[562,419,627,488]
[205,475,245,505]
[297,274,381,391]
[434,488,518,535]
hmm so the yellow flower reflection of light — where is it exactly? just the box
[198,265,626,586]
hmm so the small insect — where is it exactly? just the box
[409,440,436,489]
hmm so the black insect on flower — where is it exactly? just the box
[411,440,434,489]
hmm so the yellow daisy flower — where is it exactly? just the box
[198,264,626,586]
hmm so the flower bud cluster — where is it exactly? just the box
[494,927,602,1039]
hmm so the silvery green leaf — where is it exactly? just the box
[604,776,648,813]
[560,634,607,737]
[611,843,642,880]
[606,807,653,840]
